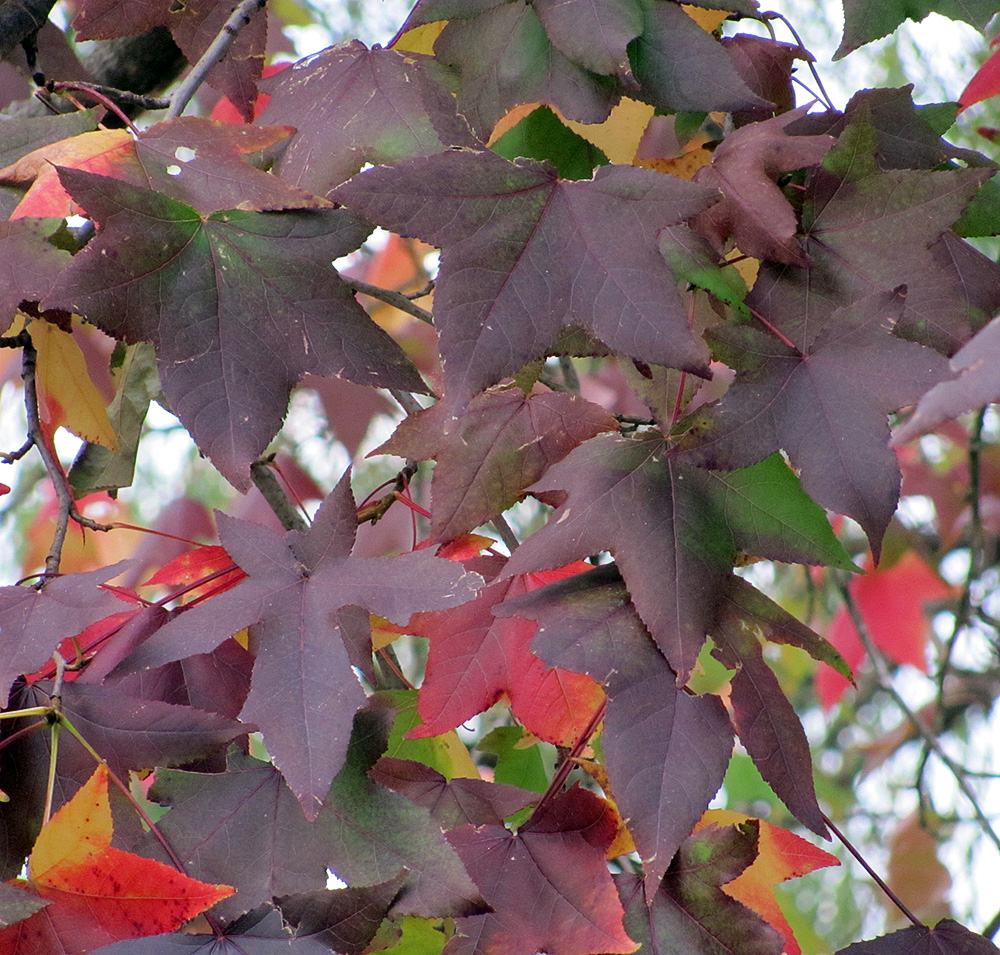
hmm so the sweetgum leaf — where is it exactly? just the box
[532,0,643,82]
[681,290,951,557]
[490,105,609,180]
[616,821,784,955]
[258,41,478,195]
[445,786,638,955]
[629,0,770,115]
[836,1,1000,59]
[376,386,616,540]
[370,757,537,829]
[692,106,835,266]
[433,2,618,136]
[750,123,1000,356]
[836,919,1000,955]
[44,170,424,489]
[503,434,852,679]
[334,151,718,407]
[502,564,733,890]
[0,562,130,706]
[116,473,482,817]
[0,219,72,324]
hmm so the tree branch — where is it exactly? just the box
[166,0,266,120]
[345,278,436,326]
[250,458,308,533]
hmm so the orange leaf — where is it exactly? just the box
[0,765,232,953]
[817,552,953,708]
[144,544,246,601]
[697,810,839,955]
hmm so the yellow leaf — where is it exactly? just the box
[562,98,656,165]
[392,21,446,54]
[682,5,730,32]
[29,317,118,450]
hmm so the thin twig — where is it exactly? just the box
[821,812,922,927]
[166,0,267,120]
[983,907,1000,939]
[838,580,1000,856]
[250,459,308,532]
[47,82,140,133]
[762,11,836,111]
[345,277,436,325]
[390,389,425,415]
[21,334,112,575]
[0,437,33,463]
[491,515,520,553]
[49,81,169,112]
[558,356,580,394]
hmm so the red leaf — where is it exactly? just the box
[818,552,953,708]
[959,45,1000,112]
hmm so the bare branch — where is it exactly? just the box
[166,0,266,120]
[251,458,308,533]
[345,277,436,326]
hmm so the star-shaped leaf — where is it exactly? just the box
[44,170,425,489]
[114,473,482,817]
[446,786,638,955]
[692,106,835,266]
[334,151,718,407]
[678,290,951,556]
[0,219,72,324]
[375,386,616,540]
[258,41,479,195]
[503,433,853,679]
[836,919,1000,955]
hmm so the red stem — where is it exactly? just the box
[747,305,801,352]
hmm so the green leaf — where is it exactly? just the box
[491,105,609,180]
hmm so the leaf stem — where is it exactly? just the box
[821,811,922,927]
[166,0,267,120]
[345,277,435,325]
[746,306,800,352]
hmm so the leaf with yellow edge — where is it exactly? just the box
[682,5,731,32]
[695,809,839,955]
[26,317,117,450]
[0,764,232,952]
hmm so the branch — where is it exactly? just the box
[838,579,1000,857]
[345,278,436,326]
[166,0,266,120]
[48,80,169,112]
[250,458,308,532]
[20,333,111,576]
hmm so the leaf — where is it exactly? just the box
[0,219,73,325]
[445,786,639,955]
[116,473,482,816]
[503,563,734,890]
[692,106,835,266]
[490,105,610,180]
[695,810,839,955]
[258,41,478,195]
[961,44,1000,111]
[334,151,718,408]
[679,290,951,557]
[503,433,852,680]
[817,552,952,708]
[406,560,605,747]
[0,765,231,952]
[375,386,616,540]
[836,0,1000,59]
[835,919,1000,955]
[0,883,48,929]
[616,820,784,955]
[25,317,117,450]
[370,757,537,829]
[0,562,130,706]
[893,315,1000,445]
[44,170,425,489]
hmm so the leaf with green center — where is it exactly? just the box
[114,473,483,817]
[490,106,610,180]
[502,433,853,679]
[334,150,718,408]
[258,41,478,195]
[44,170,425,489]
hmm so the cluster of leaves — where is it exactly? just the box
[1,0,1000,951]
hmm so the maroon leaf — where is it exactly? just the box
[0,219,72,325]
[692,106,836,266]
[723,34,809,126]
[445,786,638,955]
[836,920,1000,955]
[679,290,951,556]
[258,41,478,195]
[532,0,643,83]
[893,315,1000,445]
[44,170,424,489]
[277,875,407,954]
[371,757,537,829]
[502,563,733,890]
[116,473,482,816]
[432,2,618,137]
[616,821,784,955]
[375,386,616,540]
[0,562,130,705]
[334,151,717,408]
